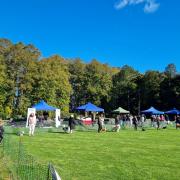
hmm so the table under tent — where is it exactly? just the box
[75,102,104,125]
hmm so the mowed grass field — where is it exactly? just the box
[0,147,10,179]
[13,128,180,180]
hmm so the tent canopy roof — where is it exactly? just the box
[112,107,130,114]
[76,102,104,112]
[141,106,164,115]
[165,108,180,115]
[32,100,57,111]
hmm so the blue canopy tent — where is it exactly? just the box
[76,102,104,112]
[141,106,164,115]
[26,100,60,128]
[165,108,180,115]
[32,100,57,111]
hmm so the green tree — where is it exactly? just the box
[34,55,72,115]
[141,71,163,109]
[111,65,140,113]
[0,38,12,54]
[69,59,116,111]
[2,42,40,116]
[160,73,180,110]
[69,59,86,109]
[0,55,8,117]
[84,60,114,109]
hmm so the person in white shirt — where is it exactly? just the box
[28,113,36,136]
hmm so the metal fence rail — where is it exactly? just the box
[3,134,61,180]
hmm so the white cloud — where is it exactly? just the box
[114,0,160,13]
[144,0,160,13]
[115,0,129,9]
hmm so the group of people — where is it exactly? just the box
[67,114,106,133]
[0,112,179,139]
[25,112,180,135]
[72,113,180,133]
[112,114,180,131]
[67,113,106,133]
[92,113,146,133]
[112,114,146,132]
[150,114,168,130]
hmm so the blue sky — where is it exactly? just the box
[0,0,180,72]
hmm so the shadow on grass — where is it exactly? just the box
[48,131,67,134]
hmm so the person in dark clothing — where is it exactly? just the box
[156,115,160,130]
[43,112,49,120]
[38,114,45,127]
[91,112,96,127]
[122,115,126,128]
[132,116,138,131]
[150,115,155,127]
[175,116,180,129]
[68,115,75,133]
[0,120,4,144]
[137,115,141,122]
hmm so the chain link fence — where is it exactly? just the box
[2,134,61,180]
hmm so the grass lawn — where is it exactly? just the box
[5,127,180,180]
[0,145,11,179]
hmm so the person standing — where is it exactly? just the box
[114,115,120,132]
[165,114,170,124]
[68,114,75,133]
[129,115,133,127]
[132,116,138,131]
[160,114,165,127]
[140,114,145,131]
[97,114,103,133]
[38,114,44,127]
[156,115,160,130]
[175,115,180,129]
[28,113,36,136]
[91,112,96,127]
[151,115,155,127]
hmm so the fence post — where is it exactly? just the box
[47,163,51,180]
[17,136,22,178]
[2,135,5,157]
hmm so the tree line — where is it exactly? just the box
[0,38,179,118]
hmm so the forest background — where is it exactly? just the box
[0,38,179,119]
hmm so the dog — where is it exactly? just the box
[101,127,107,132]
[112,125,120,132]
[176,124,180,129]
[17,131,24,136]
[63,126,69,133]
